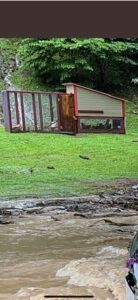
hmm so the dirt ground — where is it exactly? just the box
[0,178,138,224]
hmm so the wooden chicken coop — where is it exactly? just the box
[63,83,127,134]
[2,83,127,134]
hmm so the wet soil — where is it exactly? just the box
[0,179,138,224]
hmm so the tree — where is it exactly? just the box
[17,38,138,92]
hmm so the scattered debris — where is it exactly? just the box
[12,124,21,133]
[79,154,91,160]
[103,219,134,226]
[0,179,138,223]
[74,213,87,218]
[47,166,55,169]
[51,216,60,221]
[29,168,33,174]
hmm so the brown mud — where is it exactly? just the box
[0,178,138,224]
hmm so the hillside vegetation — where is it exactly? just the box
[0,38,138,100]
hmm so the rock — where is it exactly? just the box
[74,213,88,218]
[51,216,60,221]
[132,185,138,190]
[0,218,13,225]
[115,190,125,195]
[123,201,128,209]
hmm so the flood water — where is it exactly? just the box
[0,207,137,300]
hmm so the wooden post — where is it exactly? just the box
[49,94,54,122]
[14,92,20,125]
[20,92,26,132]
[32,93,37,131]
[7,92,12,132]
[38,93,43,131]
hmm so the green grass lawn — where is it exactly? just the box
[0,105,138,199]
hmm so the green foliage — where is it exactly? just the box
[11,69,51,91]
[126,102,138,134]
[0,38,138,100]
[17,38,138,92]
[0,38,20,79]
[132,78,138,85]
[0,79,5,90]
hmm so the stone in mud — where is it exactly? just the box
[132,185,138,190]
[74,213,88,218]
[0,218,13,225]
[115,190,125,195]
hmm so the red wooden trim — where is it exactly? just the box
[73,86,78,133]
[78,116,123,120]
[7,90,69,95]
[14,92,20,124]
[38,93,43,131]
[20,93,26,132]
[78,129,125,134]
[32,93,37,131]
[74,85,78,116]
[57,94,61,130]
[122,117,126,134]
[78,116,125,134]
[78,110,104,114]
[7,91,12,132]
[49,94,54,122]
[63,83,128,102]
[122,101,126,117]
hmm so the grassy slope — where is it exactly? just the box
[0,102,138,199]
[0,39,137,198]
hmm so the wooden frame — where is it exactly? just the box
[2,88,126,135]
[2,90,76,134]
[38,93,44,131]
[32,93,37,131]
[78,116,125,134]
[78,110,104,114]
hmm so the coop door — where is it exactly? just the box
[58,94,76,133]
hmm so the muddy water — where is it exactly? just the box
[0,205,137,300]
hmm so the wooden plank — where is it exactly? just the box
[14,92,20,124]
[74,85,78,116]
[20,92,26,132]
[78,110,104,114]
[56,94,62,130]
[38,93,43,131]
[121,117,126,134]
[7,92,12,132]
[5,90,68,95]
[32,93,37,131]
[77,116,123,119]
[122,101,126,117]
[49,94,54,122]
